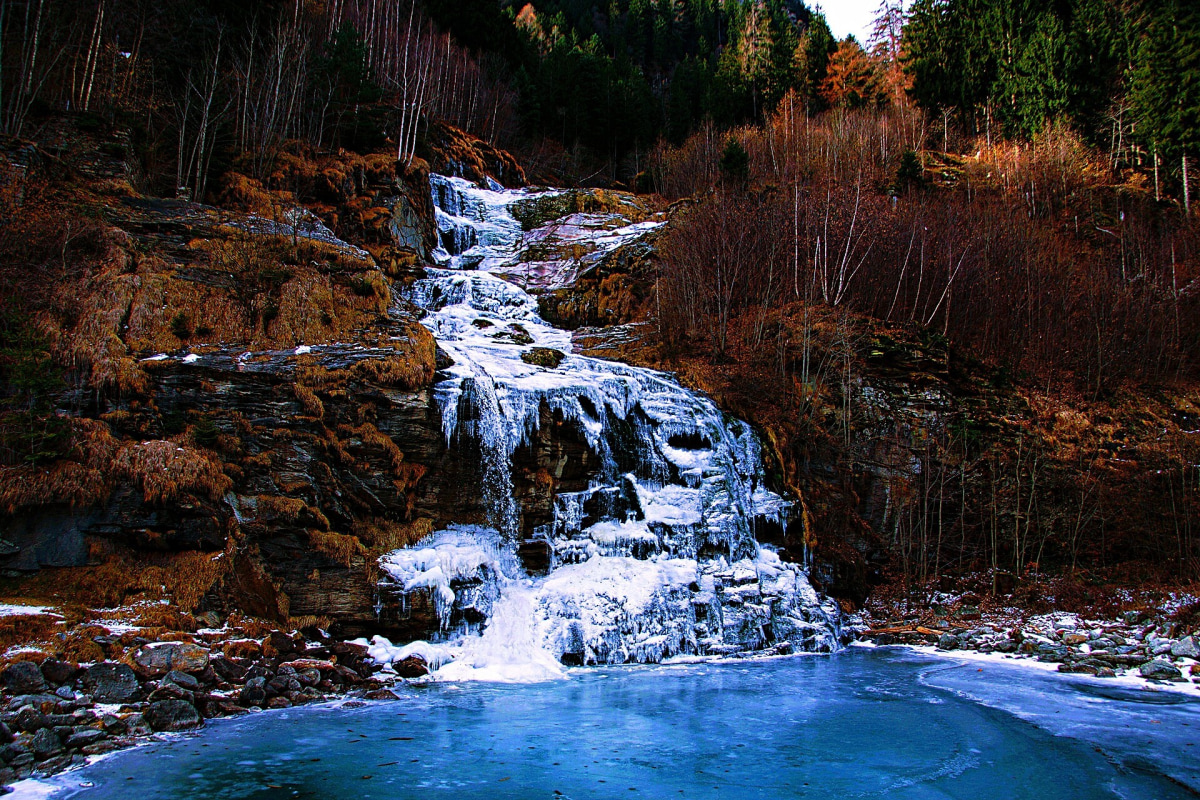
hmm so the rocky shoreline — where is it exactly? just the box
[0,617,432,790]
[1,601,1197,793]
[859,607,1200,689]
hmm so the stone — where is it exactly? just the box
[81,663,140,704]
[123,714,153,737]
[208,657,247,684]
[1058,663,1097,675]
[52,687,74,701]
[162,671,200,692]
[38,661,79,686]
[1,664,45,695]
[147,684,192,703]
[144,700,202,732]
[362,689,401,701]
[1171,636,1199,659]
[520,347,566,369]
[14,707,44,733]
[1138,660,1183,681]
[132,643,210,677]
[266,632,297,655]
[238,685,267,707]
[266,697,291,709]
[64,729,106,749]
[392,656,429,679]
[0,723,12,745]
[28,728,61,759]
[32,753,72,775]
[936,633,958,650]
[1062,633,1088,646]
[1094,667,1117,678]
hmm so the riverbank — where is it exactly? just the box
[0,601,426,789]
[858,597,1200,696]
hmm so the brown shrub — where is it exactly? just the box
[113,440,232,504]
[307,529,364,567]
[353,517,432,553]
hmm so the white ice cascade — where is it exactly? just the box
[370,175,844,682]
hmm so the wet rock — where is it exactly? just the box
[81,663,140,704]
[362,689,401,701]
[53,687,74,701]
[936,632,958,650]
[29,728,61,759]
[1171,636,1199,659]
[0,723,12,745]
[392,655,430,679]
[266,697,291,709]
[144,700,202,732]
[38,661,80,686]
[1,664,45,695]
[1138,660,1183,681]
[132,643,210,677]
[1095,667,1117,678]
[64,729,106,749]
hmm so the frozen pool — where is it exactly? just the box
[34,647,1199,799]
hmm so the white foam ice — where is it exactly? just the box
[370,173,842,682]
[428,173,663,290]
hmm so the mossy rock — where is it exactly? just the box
[492,323,534,345]
[521,347,566,369]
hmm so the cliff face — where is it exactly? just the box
[0,118,566,640]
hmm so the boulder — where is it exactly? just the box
[14,706,45,732]
[392,656,429,679]
[1,663,46,695]
[144,700,202,732]
[64,729,106,749]
[38,660,79,686]
[162,670,200,692]
[936,632,958,650]
[1138,659,1183,681]
[1062,633,1088,646]
[28,728,61,759]
[81,663,140,704]
[132,643,210,677]
[1170,636,1199,659]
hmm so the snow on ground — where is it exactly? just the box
[0,604,58,618]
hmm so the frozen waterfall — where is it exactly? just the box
[368,174,844,681]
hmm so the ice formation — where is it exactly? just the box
[372,175,843,681]
[429,173,664,291]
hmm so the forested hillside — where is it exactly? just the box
[0,0,1198,609]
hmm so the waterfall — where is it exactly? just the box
[371,175,844,680]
